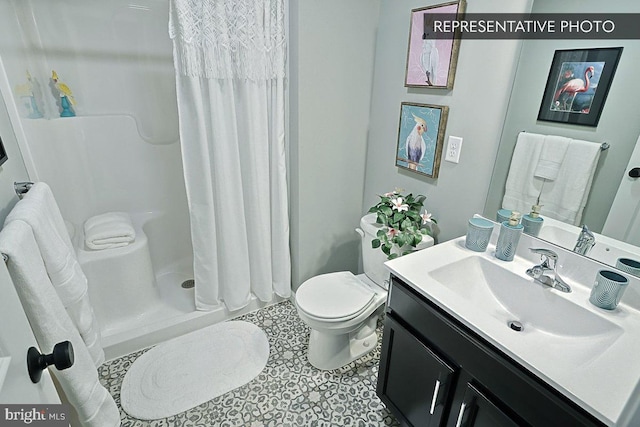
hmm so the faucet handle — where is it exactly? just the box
[529,248,558,267]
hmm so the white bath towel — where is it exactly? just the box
[502,132,546,215]
[0,221,120,427]
[84,212,136,250]
[5,182,104,366]
[534,135,571,181]
[538,139,601,225]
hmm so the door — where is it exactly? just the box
[451,382,521,427]
[603,133,640,245]
[377,316,456,427]
[0,261,60,404]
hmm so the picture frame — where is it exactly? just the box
[405,0,465,89]
[396,102,449,178]
[0,136,7,168]
[537,47,623,127]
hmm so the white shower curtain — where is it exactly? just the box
[169,0,291,311]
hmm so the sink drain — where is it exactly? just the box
[508,321,523,332]
[181,279,195,289]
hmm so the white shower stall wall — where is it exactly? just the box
[0,0,281,359]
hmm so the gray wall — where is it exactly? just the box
[289,0,381,289]
[485,0,640,233]
[362,0,532,244]
[0,91,30,224]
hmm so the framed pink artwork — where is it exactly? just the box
[405,1,465,89]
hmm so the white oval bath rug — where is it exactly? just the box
[120,321,269,420]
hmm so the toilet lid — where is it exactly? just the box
[296,271,376,320]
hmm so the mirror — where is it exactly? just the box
[484,0,640,269]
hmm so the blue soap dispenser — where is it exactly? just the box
[522,204,544,237]
[495,211,523,262]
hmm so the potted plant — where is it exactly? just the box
[368,190,436,260]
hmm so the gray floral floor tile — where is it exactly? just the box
[99,301,399,426]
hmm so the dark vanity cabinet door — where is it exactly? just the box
[377,316,456,427]
[452,383,520,427]
[378,276,606,427]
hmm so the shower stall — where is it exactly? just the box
[0,0,282,359]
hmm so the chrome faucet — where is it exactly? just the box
[526,248,571,293]
[573,225,595,256]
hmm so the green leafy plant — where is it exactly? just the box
[368,190,436,260]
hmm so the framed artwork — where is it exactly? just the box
[537,47,623,127]
[405,0,465,89]
[0,136,7,168]
[396,102,449,178]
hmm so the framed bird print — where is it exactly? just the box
[396,102,449,178]
[404,0,465,89]
[537,47,623,127]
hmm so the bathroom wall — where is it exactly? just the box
[289,0,381,288]
[485,0,640,233]
[0,70,30,223]
[362,0,533,244]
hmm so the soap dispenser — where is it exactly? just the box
[495,211,523,262]
[522,204,544,237]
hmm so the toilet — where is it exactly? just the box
[295,213,434,370]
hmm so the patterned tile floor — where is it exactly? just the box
[99,301,400,426]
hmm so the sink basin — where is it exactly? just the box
[428,256,622,340]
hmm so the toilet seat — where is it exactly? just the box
[296,272,377,322]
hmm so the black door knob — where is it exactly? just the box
[27,341,74,383]
[629,167,640,178]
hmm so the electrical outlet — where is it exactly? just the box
[445,136,463,163]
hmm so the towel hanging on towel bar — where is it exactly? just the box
[521,131,609,151]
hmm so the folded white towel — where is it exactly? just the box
[502,132,545,214]
[539,139,601,225]
[4,182,104,366]
[0,221,120,427]
[84,212,136,250]
[534,135,571,181]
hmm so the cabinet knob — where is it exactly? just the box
[629,167,640,178]
[27,341,75,383]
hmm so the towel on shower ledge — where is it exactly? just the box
[4,182,105,366]
[0,221,120,427]
[84,212,136,250]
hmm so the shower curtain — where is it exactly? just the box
[169,0,291,311]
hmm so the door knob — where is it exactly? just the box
[629,167,640,178]
[27,341,74,383]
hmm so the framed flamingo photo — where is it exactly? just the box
[396,102,449,179]
[537,47,623,127]
[405,0,465,89]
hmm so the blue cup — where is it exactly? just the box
[496,209,512,224]
[616,258,640,278]
[589,270,629,310]
[465,218,494,252]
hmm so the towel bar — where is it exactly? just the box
[520,131,609,151]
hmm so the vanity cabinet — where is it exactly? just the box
[377,276,605,427]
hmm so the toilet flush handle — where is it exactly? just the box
[355,228,365,238]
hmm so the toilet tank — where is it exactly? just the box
[358,213,434,289]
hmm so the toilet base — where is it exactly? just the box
[307,313,380,370]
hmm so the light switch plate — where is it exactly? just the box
[445,136,463,163]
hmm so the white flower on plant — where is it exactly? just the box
[383,190,398,197]
[391,197,409,212]
[421,211,433,224]
[387,227,398,238]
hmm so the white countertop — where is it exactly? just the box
[385,236,640,427]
